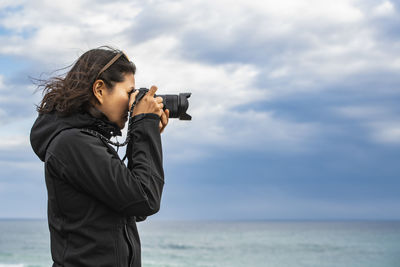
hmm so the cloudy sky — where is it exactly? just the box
[0,0,399,220]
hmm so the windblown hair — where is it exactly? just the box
[34,46,136,116]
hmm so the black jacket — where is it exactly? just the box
[30,111,164,267]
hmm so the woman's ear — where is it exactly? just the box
[93,80,106,105]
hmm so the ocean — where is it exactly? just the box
[0,220,399,267]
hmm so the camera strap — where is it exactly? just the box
[80,94,142,164]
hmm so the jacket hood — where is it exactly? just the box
[30,111,121,162]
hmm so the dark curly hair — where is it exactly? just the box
[34,46,136,117]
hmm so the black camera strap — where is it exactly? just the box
[81,93,144,162]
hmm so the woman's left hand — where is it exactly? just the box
[160,109,169,133]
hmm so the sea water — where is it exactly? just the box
[0,220,399,267]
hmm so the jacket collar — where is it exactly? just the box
[86,106,122,139]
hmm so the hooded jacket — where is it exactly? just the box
[30,110,164,267]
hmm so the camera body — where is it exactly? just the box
[136,88,192,120]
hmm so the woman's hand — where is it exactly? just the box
[129,85,163,116]
[129,85,169,133]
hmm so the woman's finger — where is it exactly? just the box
[147,85,158,97]
[161,111,168,125]
[155,96,163,103]
[164,109,169,125]
[160,109,169,133]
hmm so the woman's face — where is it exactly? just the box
[94,72,135,129]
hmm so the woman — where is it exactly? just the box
[30,46,169,267]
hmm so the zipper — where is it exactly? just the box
[124,223,135,267]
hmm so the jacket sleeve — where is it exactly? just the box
[47,113,164,217]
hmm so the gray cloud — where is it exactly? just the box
[0,0,399,156]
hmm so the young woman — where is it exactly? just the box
[30,46,169,267]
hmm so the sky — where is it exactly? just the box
[0,0,399,220]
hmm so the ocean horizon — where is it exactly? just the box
[0,219,399,267]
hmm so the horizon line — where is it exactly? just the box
[1,217,399,222]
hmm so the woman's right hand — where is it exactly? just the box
[129,85,164,117]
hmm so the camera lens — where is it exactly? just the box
[136,88,192,120]
[158,93,191,120]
